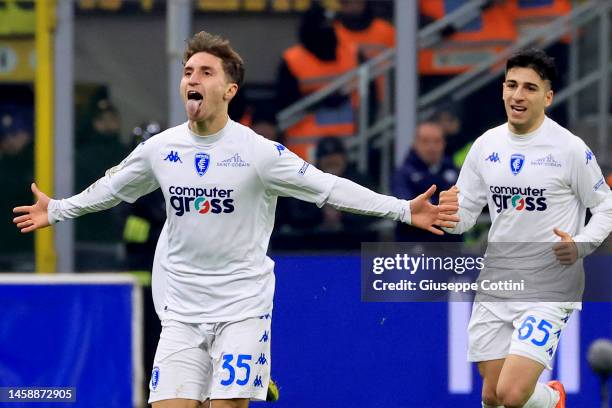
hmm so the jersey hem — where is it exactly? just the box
[163,309,274,324]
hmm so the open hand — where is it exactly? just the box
[410,185,459,236]
[552,228,578,265]
[13,183,51,233]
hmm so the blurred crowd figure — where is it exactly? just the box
[276,2,358,161]
[275,0,396,162]
[74,98,129,257]
[272,136,378,250]
[392,121,460,243]
[419,0,572,136]
[334,0,394,60]
[334,0,395,103]
[251,106,283,144]
[0,107,34,268]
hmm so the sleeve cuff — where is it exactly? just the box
[399,199,411,225]
[572,234,599,258]
[47,199,61,225]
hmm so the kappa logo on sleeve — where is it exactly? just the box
[586,150,594,165]
[274,143,286,156]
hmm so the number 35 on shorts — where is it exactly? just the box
[220,354,252,386]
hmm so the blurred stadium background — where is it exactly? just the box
[0,0,610,407]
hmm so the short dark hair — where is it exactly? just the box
[506,48,557,89]
[183,31,245,87]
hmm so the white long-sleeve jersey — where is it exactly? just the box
[49,119,411,322]
[445,117,612,302]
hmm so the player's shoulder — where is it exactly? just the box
[543,118,591,162]
[480,122,507,141]
[233,121,287,158]
[228,119,261,142]
[469,123,506,152]
[138,123,185,150]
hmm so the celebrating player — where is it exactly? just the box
[13,31,458,408]
[440,48,612,408]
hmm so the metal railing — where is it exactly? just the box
[277,0,491,131]
[277,0,612,187]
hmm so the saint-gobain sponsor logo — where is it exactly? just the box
[169,185,235,216]
[490,185,547,213]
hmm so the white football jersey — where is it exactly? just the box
[50,119,410,322]
[450,117,612,301]
[112,120,335,322]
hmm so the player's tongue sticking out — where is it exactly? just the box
[187,99,202,118]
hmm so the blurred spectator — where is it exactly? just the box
[333,0,395,102]
[276,2,358,161]
[251,106,283,144]
[507,0,571,126]
[419,0,516,137]
[431,103,473,166]
[507,0,571,39]
[273,137,377,250]
[333,0,394,61]
[228,84,250,126]
[0,110,34,266]
[418,0,516,79]
[392,121,460,242]
[75,98,129,246]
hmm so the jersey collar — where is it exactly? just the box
[187,119,232,146]
[506,116,548,145]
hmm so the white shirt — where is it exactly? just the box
[447,117,612,302]
[49,119,411,322]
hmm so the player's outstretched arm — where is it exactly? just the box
[410,185,459,236]
[13,183,51,233]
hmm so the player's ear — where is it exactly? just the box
[224,83,238,101]
[544,89,553,108]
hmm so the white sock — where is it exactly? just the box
[482,402,503,408]
[522,382,560,408]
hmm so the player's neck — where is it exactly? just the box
[509,113,546,135]
[189,114,229,137]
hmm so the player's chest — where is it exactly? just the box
[479,146,567,189]
[152,145,259,191]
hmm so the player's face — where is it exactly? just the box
[503,67,553,134]
[180,52,238,122]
